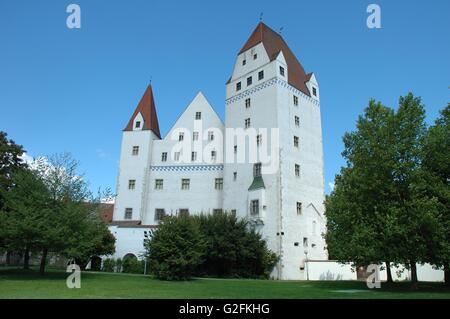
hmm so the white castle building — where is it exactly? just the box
[109,22,328,280]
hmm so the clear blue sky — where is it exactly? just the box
[1,0,449,194]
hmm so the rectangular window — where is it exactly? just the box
[193,131,199,141]
[179,132,184,141]
[297,202,303,215]
[247,76,252,86]
[174,152,181,161]
[245,98,251,108]
[294,136,299,148]
[132,146,139,156]
[236,82,241,91]
[312,87,317,97]
[303,237,308,248]
[155,179,163,190]
[213,209,223,215]
[195,112,201,120]
[295,164,300,177]
[258,70,264,80]
[253,163,262,177]
[253,53,257,60]
[215,178,223,190]
[191,152,197,162]
[250,200,259,216]
[179,209,189,217]
[231,209,237,215]
[234,145,237,154]
[245,118,251,128]
[155,209,166,222]
[295,116,300,126]
[242,59,246,66]
[124,208,133,220]
[293,95,298,106]
[211,150,217,161]
[257,134,262,146]
[181,179,190,190]
[135,121,141,128]
[279,66,285,76]
[128,179,136,190]
[208,131,214,141]
[161,152,167,162]
[233,172,237,181]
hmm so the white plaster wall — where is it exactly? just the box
[306,261,357,281]
[108,226,151,260]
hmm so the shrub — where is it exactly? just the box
[115,258,123,273]
[145,215,206,280]
[102,258,115,272]
[122,257,144,274]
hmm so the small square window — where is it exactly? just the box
[181,179,190,190]
[297,202,303,215]
[247,76,252,86]
[124,208,133,220]
[215,178,223,190]
[295,116,300,126]
[242,59,246,66]
[128,179,136,190]
[135,121,141,128]
[253,53,257,60]
[155,179,163,190]
[193,131,199,141]
[293,95,298,106]
[294,136,299,148]
[161,152,167,162]
[155,209,166,222]
[132,146,139,156]
[258,70,264,80]
[312,87,317,97]
[236,82,241,91]
[245,98,251,108]
[279,66,285,76]
[195,112,201,120]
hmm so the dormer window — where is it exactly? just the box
[195,112,201,120]
[247,76,252,86]
[253,53,257,60]
[135,121,141,128]
[312,87,317,97]
[236,82,241,91]
[279,66,285,76]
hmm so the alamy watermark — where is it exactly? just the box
[366,264,381,289]
[66,4,81,29]
[367,4,381,29]
[66,263,81,288]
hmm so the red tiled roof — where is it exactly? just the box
[234,22,311,96]
[124,85,161,138]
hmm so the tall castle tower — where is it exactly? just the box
[113,85,161,223]
[223,23,327,280]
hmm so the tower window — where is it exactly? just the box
[179,209,189,217]
[161,152,167,162]
[195,112,201,120]
[295,116,300,126]
[211,150,217,161]
[233,172,237,181]
[250,200,259,215]
[191,152,197,162]
[245,98,251,108]
[253,163,262,177]
[303,237,308,248]
[312,87,317,97]
[208,131,214,141]
[135,121,141,128]
[295,164,300,177]
[155,179,163,190]
[155,209,166,222]
[297,202,303,214]
[193,131,199,141]
[253,53,257,60]
[247,76,252,86]
[179,132,184,141]
[128,180,136,190]
[181,179,190,190]
[236,82,241,91]
[293,95,298,106]
[242,59,246,66]
[124,208,133,220]
[132,146,139,155]
[215,178,223,190]
[234,145,237,154]
[294,136,299,148]
[258,70,264,80]
[257,134,262,146]
[174,152,181,161]
[245,118,251,129]
[279,66,285,76]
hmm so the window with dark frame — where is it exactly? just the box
[155,179,163,190]
[193,131,199,141]
[242,59,246,66]
[161,152,167,162]
[250,200,259,215]
[245,98,251,108]
[179,209,189,217]
[191,152,197,162]
[294,136,299,148]
[155,209,166,222]
[179,132,184,141]
[279,66,285,76]
[253,163,262,177]
[135,121,141,128]
[245,118,251,128]
[128,179,136,190]
[295,116,300,126]
[132,146,139,155]
[195,112,201,120]
[258,70,264,80]
[312,87,317,96]
[236,82,241,91]
[233,172,237,181]
[293,95,298,106]
[181,179,190,190]
[247,76,252,86]
[295,164,300,177]
[297,202,302,214]
[215,178,223,190]
[124,208,133,219]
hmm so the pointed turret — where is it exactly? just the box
[124,85,161,138]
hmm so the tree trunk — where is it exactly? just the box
[39,248,48,275]
[410,261,418,290]
[385,261,393,283]
[444,263,450,287]
[23,247,30,270]
[5,251,11,265]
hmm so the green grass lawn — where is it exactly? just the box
[1,267,449,299]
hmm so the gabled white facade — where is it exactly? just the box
[109,23,328,280]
